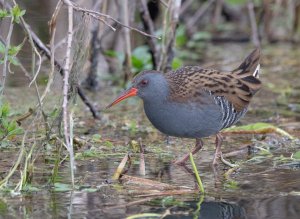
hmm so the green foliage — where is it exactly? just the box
[224,122,294,139]
[171,57,183,70]
[0,5,25,23]
[131,45,153,74]
[224,180,239,190]
[0,100,23,146]
[10,5,26,23]
[0,39,23,66]
[192,31,212,41]
[175,25,187,47]
[104,49,125,63]
[292,151,300,160]
[0,9,9,19]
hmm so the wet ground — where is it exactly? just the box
[1,43,300,218]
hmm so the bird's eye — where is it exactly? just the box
[140,79,148,86]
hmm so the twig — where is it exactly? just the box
[122,0,132,82]
[69,1,159,39]
[41,0,63,102]
[1,16,14,95]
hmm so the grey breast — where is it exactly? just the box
[143,98,223,138]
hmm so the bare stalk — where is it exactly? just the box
[157,0,171,71]
[157,0,181,71]
[1,17,14,95]
[41,0,63,102]
[62,0,75,187]
[213,0,224,27]
[123,0,132,82]
[139,0,159,69]
[247,0,260,47]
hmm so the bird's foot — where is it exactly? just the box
[212,151,221,166]
[213,152,238,168]
[220,154,238,168]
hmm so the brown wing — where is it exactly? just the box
[165,49,262,112]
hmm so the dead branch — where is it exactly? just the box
[68,1,159,39]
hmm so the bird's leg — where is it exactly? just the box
[174,138,203,165]
[213,134,237,167]
[213,133,223,166]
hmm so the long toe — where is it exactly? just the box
[212,151,221,166]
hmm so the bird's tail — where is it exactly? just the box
[232,48,262,94]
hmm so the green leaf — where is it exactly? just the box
[224,122,294,139]
[0,9,9,19]
[22,184,41,192]
[8,43,23,56]
[132,46,150,60]
[104,50,118,57]
[131,46,153,73]
[81,187,98,192]
[0,41,5,53]
[176,25,187,47]
[104,50,124,63]
[8,56,20,66]
[1,103,10,117]
[11,5,26,23]
[292,151,300,160]
[192,31,211,41]
[8,127,23,136]
[7,121,16,132]
[171,57,183,70]
[92,134,102,142]
[53,183,73,192]
[131,55,144,69]
[49,107,59,118]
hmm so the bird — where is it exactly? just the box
[106,48,261,165]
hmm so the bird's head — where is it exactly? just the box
[106,70,168,108]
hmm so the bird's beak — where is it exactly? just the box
[106,87,138,109]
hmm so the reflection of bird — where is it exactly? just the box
[173,200,246,219]
[107,49,261,165]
